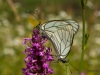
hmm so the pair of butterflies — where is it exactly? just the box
[37,19,79,63]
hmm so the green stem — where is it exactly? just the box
[79,0,86,74]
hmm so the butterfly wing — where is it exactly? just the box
[40,20,79,61]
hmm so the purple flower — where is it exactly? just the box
[22,29,54,75]
[81,72,85,75]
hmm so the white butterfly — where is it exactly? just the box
[39,19,79,63]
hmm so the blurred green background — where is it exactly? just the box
[0,0,100,75]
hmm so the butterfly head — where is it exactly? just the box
[35,22,41,30]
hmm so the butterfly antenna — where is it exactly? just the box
[35,9,41,25]
[68,64,72,73]
[27,10,38,20]
[35,9,39,16]
[27,10,41,25]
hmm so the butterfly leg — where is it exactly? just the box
[67,59,79,72]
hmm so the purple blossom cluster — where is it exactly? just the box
[22,29,54,75]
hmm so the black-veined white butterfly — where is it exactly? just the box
[39,19,79,63]
[28,10,79,63]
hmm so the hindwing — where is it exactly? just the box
[40,20,79,61]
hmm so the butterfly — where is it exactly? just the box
[39,19,79,63]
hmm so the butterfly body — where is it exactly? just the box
[39,20,79,62]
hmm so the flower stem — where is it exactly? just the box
[79,0,87,74]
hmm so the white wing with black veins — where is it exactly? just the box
[40,20,79,60]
